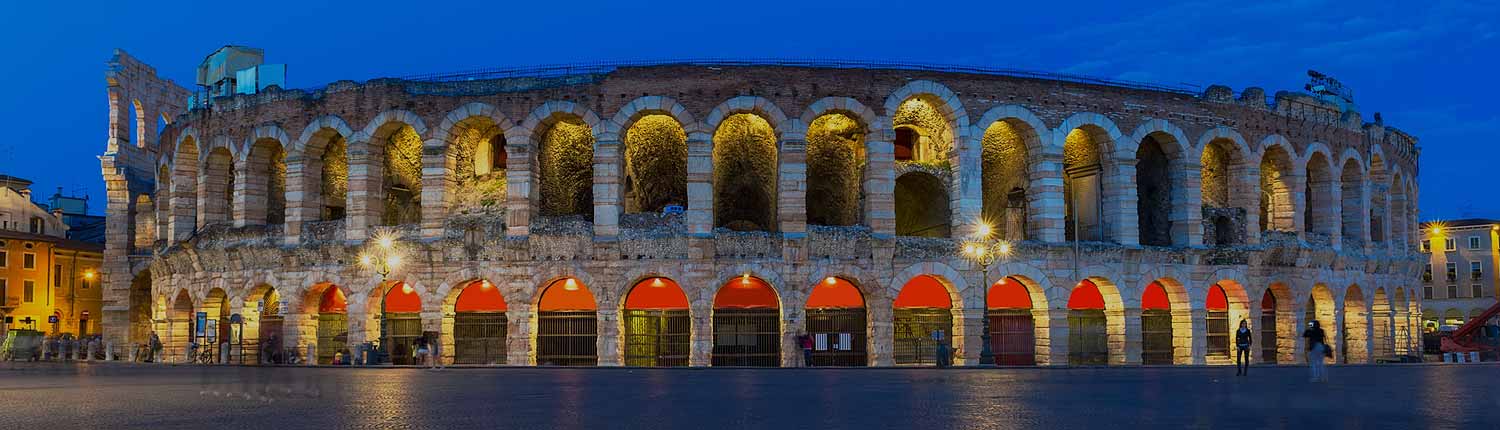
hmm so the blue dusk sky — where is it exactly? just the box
[0,0,1494,219]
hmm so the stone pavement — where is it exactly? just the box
[0,363,1495,429]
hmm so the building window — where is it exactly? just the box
[23,280,34,303]
[0,279,6,306]
[53,265,61,287]
[29,217,44,235]
[22,252,35,270]
[1445,238,1456,251]
[1473,284,1485,298]
[1424,286,1434,300]
[0,249,7,268]
[1421,240,1432,253]
[1470,236,1483,249]
[1472,262,1484,280]
[1423,264,1433,283]
[1446,263,1458,281]
[1447,285,1459,299]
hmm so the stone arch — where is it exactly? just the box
[987,270,1052,366]
[428,103,514,225]
[127,270,154,345]
[200,144,236,227]
[1201,276,1252,364]
[712,111,779,231]
[1258,135,1298,233]
[704,96,790,137]
[1065,276,1126,365]
[802,97,878,227]
[619,110,689,214]
[169,130,201,240]
[241,127,289,226]
[132,194,156,252]
[889,269,965,366]
[1057,112,1126,243]
[1137,277,1192,364]
[604,96,703,140]
[1303,149,1336,240]
[1129,120,1193,247]
[1303,283,1338,364]
[1368,151,1390,243]
[1371,287,1393,359]
[1392,287,1411,354]
[1260,281,1297,363]
[884,80,970,163]
[711,272,785,367]
[894,171,951,237]
[439,278,510,365]
[975,105,1046,241]
[292,116,354,223]
[1342,284,1369,363]
[1198,129,1253,246]
[520,102,601,219]
[356,112,427,227]
[1339,155,1367,248]
[1390,171,1410,250]
[166,288,195,361]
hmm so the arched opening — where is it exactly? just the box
[806,113,865,227]
[1340,158,1365,247]
[712,113,778,231]
[1067,280,1109,365]
[1393,288,1410,354]
[1135,134,1174,246]
[537,117,595,219]
[202,288,231,363]
[1206,284,1230,359]
[1342,285,1367,363]
[980,120,1033,241]
[1368,154,1387,243]
[448,117,507,215]
[622,277,690,367]
[246,138,287,225]
[1260,288,1279,363]
[1305,284,1336,364]
[987,276,1037,365]
[891,97,952,163]
[1442,309,1465,327]
[203,147,235,226]
[132,194,156,252]
[374,281,423,365]
[311,284,348,365]
[128,100,142,148]
[1200,139,1245,246]
[127,271,153,346]
[171,136,199,239]
[623,115,687,214]
[251,286,283,364]
[304,129,349,221]
[1390,173,1409,249]
[156,165,171,243]
[1140,282,1175,365]
[536,278,597,366]
[894,172,950,237]
[712,276,781,366]
[805,276,867,366]
[1259,146,1295,233]
[1304,153,1335,239]
[378,125,423,226]
[167,289,193,362]
[1063,128,1106,241]
[893,275,954,366]
[453,280,507,365]
[1371,288,1392,360]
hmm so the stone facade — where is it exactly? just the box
[98,53,1424,366]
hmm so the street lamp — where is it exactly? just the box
[960,220,1012,367]
[359,230,403,364]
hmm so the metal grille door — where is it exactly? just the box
[892,308,952,366]
[712,309,780,367]
[315,314,347,365]
[988,310,1035,365]
[454,312,507,365]
[257,316,284,364]
[1068,310,1108,365]
[624,309,690,367]
[383,312,423,365]
[1372,315,1392,359]
[537,311,597,366]
[1260,312,1278,363]
[805,308,867,366]
[1206,310,1229,357]
[1141,310,1173,365]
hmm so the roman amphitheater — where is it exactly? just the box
[98,50,1423,367]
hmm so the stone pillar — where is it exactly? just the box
[1248,303,1263,364]
[1048,311,1069,365]
[952,134,982,237]
[419,139,452,239]
[234,153,269,227]
[99,162,137,350]
[955,308,983,366]
[596,308,622,366]
[505,144,533,237]
[1188,308,1206,365]
[1123,308,1142,365]
[1106,160,1139,245]
[507,305,532,366]
[781,305,805,367]
[685,136,713,237]
[593,140,623,239]
[1237,165,1261,245]
[345,145,377,241]
[1030,308,1052,365]
[1285,172,1307,240]
[170,167,198,241]
[1030,153,1066,243]
[1172,160,1204,246]
[283,154,313,244]
[1108,308,1128,365]
[868,300,894,366]
[865,138,896,237]
[778,137,808,236]
[689,304,712,366]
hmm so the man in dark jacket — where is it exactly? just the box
[1235,320,1253,376]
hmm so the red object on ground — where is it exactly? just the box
[1440,300,1500,353]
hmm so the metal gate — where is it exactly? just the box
[712,309,780,366]
[893,308,952,366]
[1206,310,1229,358]
[988,310,1034,365]
[1068,310,1108,365]
[805,308,867,366]
[624,309,690,367]
[1372,315,1392,359]
[383,312,423,365]
[316,314,347,365]
[1260,312,1277,363]
[537,311,597,366]
[1141,310,1173,365]
[454,312,507,365]
[257,315,284,364]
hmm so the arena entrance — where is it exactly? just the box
[253,287,284,364]
[1205,284,1230,360]
[168,289,193,362]
[453,280,507,365]
[312,285,349,364]
[1068,281,1109,365]
[712,276,781,367]
[623,277,690,367]
[202,288,232,363]
[892,275,954,366]
[379,282,423,365]
[1140,282,1174,365]
[987,277,1036,365]
[1260,289,1278,363]
[536,278,598,366]
[805,277,867,366]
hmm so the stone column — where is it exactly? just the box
[1030,153,1066,243]
[690,304,713,367]
[1248,303,1263,364]
[865,138,896,237]
[505,144,533,237]
[1236,165,1261,245]
[1123,308,1142,365]
[777,137,808,237]
[781,300,807,367]
[1106,160,1139,245]
[419,139,452,239]
[1172,160,1204,246]
[685,136,713,237]
[507,304,532,366]
[868,300,895,366]
[596,308,622,366]
[955,308,983,366]
[1048,311,1070,365]
[283,154,313,244]
[592,140,623,239]
[345,145,377,241]
[1108,308,1128,365]
[1188,308,1206,365]
[1285,172,1307,240]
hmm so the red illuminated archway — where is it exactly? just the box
[806,277,864,309]
[319,285,348,314]
[383,282,422,313]
[1207,285,1228,311]
[625,277,689,310]
[456,280,508,312]
[893,275,952,309]
[539,278,597,311]
[714,276,779,309]
[987,277,1032,309]
[1068,280,1105,310]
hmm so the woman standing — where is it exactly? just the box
[1235,320,1253,376]
[1302,320,1329,382]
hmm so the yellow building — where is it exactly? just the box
[0,175,104,338]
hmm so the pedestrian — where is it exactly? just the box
[1302,320,1329,382]
[148,331,162,363]
[413,336,430,367]
[799,332,814,367]
[933,329,949,367]
[1235,320,1253,376]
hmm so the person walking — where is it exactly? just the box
[1302,320,1329,382]
[799,333,814,367]
[413,336,430,367]
[148,331,162,363]
[933,329,950,367]
[1235,320,1253,376]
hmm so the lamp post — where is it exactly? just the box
[961,221,1011,367]
[359,232,402,364]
